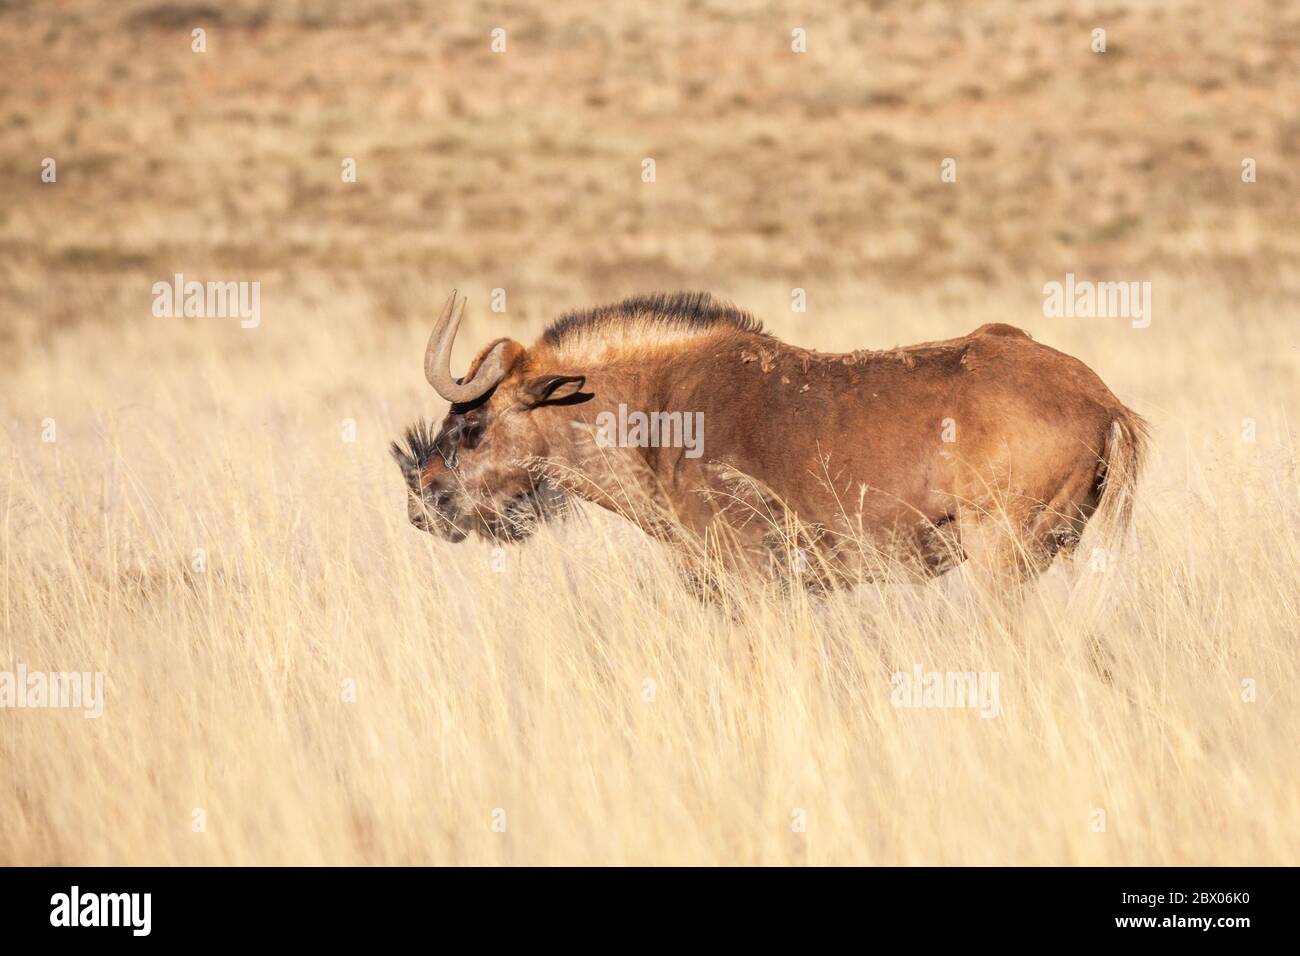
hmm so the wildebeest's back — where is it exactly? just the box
[677,331,974,526]
[677,324,1134,533]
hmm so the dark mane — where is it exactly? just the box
[542,292,766,348]
[389,418,440,482]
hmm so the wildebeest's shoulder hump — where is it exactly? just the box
[970,322,1032,339]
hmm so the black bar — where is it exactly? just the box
[0,867,1278,943]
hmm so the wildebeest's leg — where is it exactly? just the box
[696,463,842,593]
[958,461,1103,590]
[1025,467,1104,568]
[670,528,772,608]
[916,514,966,577]
[674,554,728,604]
[945,511,1045,637]
[955,505,1056,598]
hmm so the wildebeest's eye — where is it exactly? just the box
[434,411,487,468]
[449,410,487,451]
[459,420,485,449]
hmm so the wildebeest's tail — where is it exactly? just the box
[1092,409,1149,542]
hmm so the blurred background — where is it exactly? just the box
[3,0,1298,351]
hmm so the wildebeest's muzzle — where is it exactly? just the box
[390,417,567,543]
[389,419,469,541]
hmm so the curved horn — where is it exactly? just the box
[424,290,508,404]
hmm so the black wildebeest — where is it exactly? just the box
[393,290,1147,589]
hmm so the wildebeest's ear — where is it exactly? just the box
[522,374,588,407]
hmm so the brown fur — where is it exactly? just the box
[395,293,1148,589]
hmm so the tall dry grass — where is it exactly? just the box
[2,278,1295,864]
